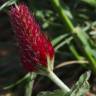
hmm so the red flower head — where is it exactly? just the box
[9,3,54,72]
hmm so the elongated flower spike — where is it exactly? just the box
[9,3,54,72]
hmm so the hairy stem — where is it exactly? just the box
[25,72,36,96]
[48,71,70,92]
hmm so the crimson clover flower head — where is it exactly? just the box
[9,3,54,72]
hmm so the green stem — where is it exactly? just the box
[51,0,74,32]
[25,72,36,96]
[68,43,87,67]
[50,0,96,73]
[68,43,82,60]
[3,73,30,90]
[48,71,70,92]
[55,36,73,51]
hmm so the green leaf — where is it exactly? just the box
[55,36,73,51]
[0,0,17,11]
[37,90,65,96]
[69,71,91,96]
[3,73,29,90]
[37,71,91,96]
[51,34,69,46]
[82,0,96,7]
